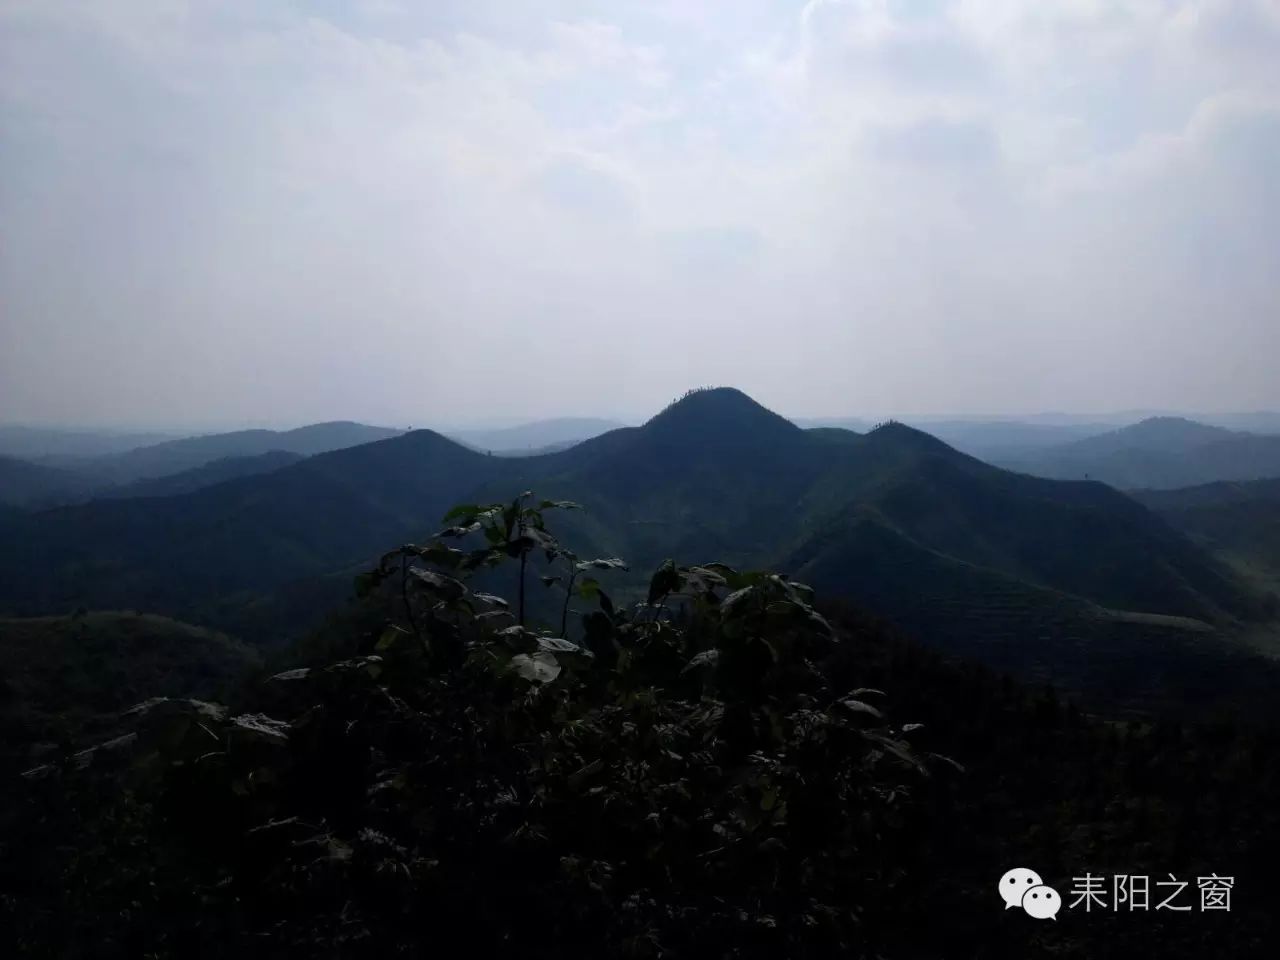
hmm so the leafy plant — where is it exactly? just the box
[7,494,937,958]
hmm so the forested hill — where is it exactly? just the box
[3,503,1277,959]
[0,456,101,508]
[93,451,305,500]
[1133,479,1280,595]
[0,389,1271,708]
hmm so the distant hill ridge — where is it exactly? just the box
[1056,416,1237,457]
[448,417,626,454]
[0,456,102,508]
[81,420,406,484]
[0,421,406,506]
[0,387,1269,709]
[96,450,306,500]
[998,416,1280,489]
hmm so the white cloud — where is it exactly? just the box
[1,0,1277,426]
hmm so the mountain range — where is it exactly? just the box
[0,456,103,509]
[1134,478,1280,603]
[51,420,405,485]
[447,417,627,455]
[0,425,177,460]
[998,416,1280,489]
[2,388,1275,709]
[0,422,403,507]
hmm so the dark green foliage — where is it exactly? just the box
[0,612,261,774]
[819,601,1280,959]
[4,499,1279,959]
[2,500,935,957]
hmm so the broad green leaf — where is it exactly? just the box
[409,567,467,599]
[419,544,465,568]
[438,522,481,538]
[524,526,559,550]
[536,636,590,656]
[720,585,755,614]
[442,504,485,523]
[510,651,561,683]
[540,499,582,511]
[681,650,720,674]
[577,557,628,571]
[862,730,928,775]
[648,559,680,603]
[375,624,412,652]
[838,698,884,719]
[926,751,966,774]
[230,714,290,744]
[270,667,311,681]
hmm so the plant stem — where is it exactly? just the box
[518,551,527,627]
[560,568,578,638]
[400,552,426,657]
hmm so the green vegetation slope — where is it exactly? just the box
[0,390,1269,708]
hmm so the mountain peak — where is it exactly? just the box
[1072,416,1237,455]
[865,419,958,455]
[642,388,800,442]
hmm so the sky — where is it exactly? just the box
[2,0,1279,429]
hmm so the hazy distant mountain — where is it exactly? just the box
[903,420,1111,460]
[1199,412,1280,434]
[793,416,874,431]
[95,450,306,500]
[62,421,404,485]
[1,389,1267,705]
[794,417,1111,460]
[0,425,177,460]
[448,417,627,454]
[999,417,1280,489]
[1052,416,1236,457]
[0,455,102,508]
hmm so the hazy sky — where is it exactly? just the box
[3,1,1279,428]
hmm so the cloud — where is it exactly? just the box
[1,0,1278,426]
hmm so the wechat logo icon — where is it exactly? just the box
[1000,867,1061,920]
